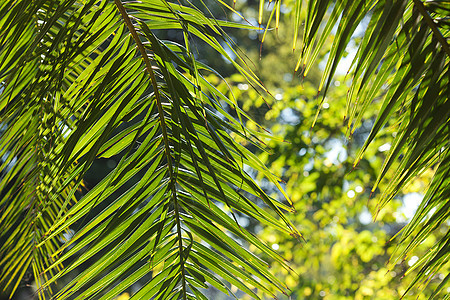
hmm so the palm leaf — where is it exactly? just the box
[264,0,449,296]
[0,0,298,299]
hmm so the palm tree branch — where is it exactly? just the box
[114,2,188,297]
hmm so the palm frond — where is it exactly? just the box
[264,0,449,296]
[0,0,298,299]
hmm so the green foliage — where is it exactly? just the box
[0,1,297,299]
[231,75,448,298]
[1,0,449,299]
[278,0,450,297]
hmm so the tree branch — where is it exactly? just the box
[114,1,187,298]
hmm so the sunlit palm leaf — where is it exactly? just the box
[0,0,299,299]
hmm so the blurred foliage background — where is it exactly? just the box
[225,76,447,299]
